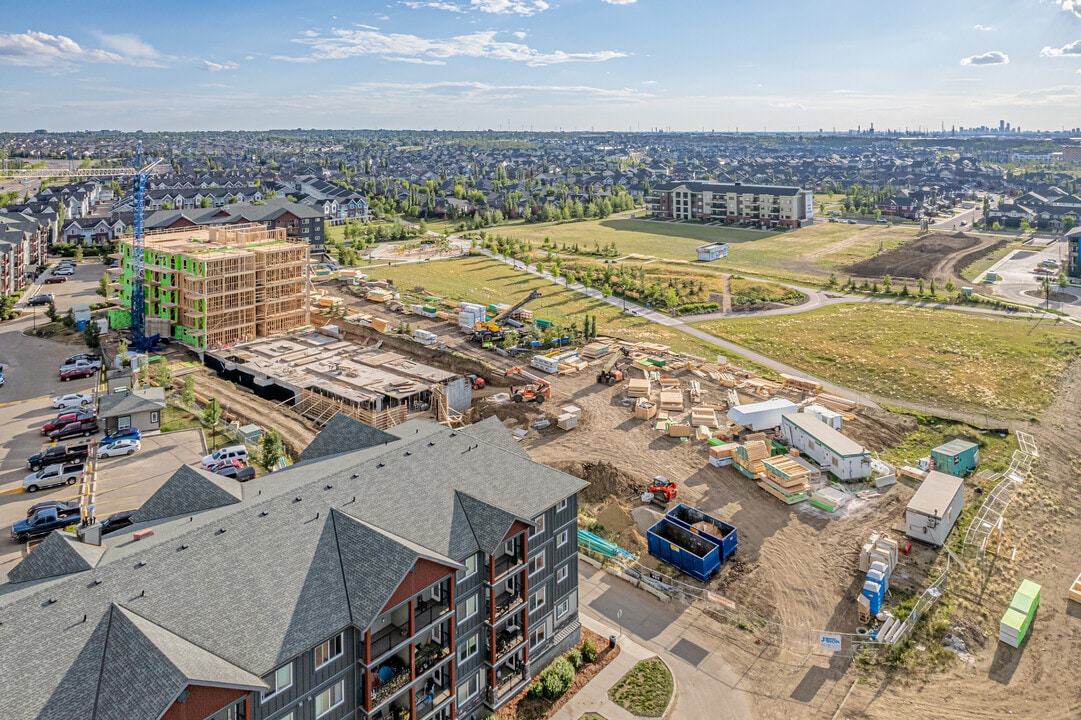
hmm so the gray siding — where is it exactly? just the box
[253,627,355,720]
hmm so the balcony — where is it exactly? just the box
[488,589,525,623]
[415,638,452,675]
[369,651,411,707]
[416,672,453,720]
[494,626,525,657]
[494,666,529,702]
[493,553,524,581]
[370,621,411,662]
[413,597,450,631]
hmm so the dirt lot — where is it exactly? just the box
[845,232,988,282]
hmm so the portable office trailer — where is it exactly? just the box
[905,470,965,547]
[664,503,738,562]
[931,439,979,477]
[780,412,871,480]
[726,398,798,432]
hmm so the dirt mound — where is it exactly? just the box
[549,460,638,504]
[951,237,1010,278]
[843,407,918,452]
[467,397,541,427]
[846,233,980,280]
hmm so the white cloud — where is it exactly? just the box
[0,29,161,67]
[244,55,255,61]
[471,0,549,14]
[383,55,447,65]
[973,24,993,31]
[960,50,1009,65]
[282,28,627,66]
[346,79,647,101]
[641,79,656,85]
[513,31,527,39]
[203,60,239,72]
[1052,1,1081,19]
[1041,39,1081,56]
[401,1,465,10]
[602,0,637,4]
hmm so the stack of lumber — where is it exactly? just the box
[726,389,740,408]
[558,358,589,374]
[708,443,739,467]
[815,393,858,419]
[809,486,850,513]
[1070,572,1081,605]
[634,398,657,420]
[366,287,392,303]
[759,456,812,504]
[744,432,768,444]
[859,533,899,574]
[741,377,784,396]
[659,390,684,412]
[667,423,692,438]
[781,374,820,394]
[511,308,534,321]
[691,406,718,427]
[370,317,390,333]
[627,378,651,398]
[581,342,611,359]
[695,425,713,441]
[1000,579,1042,648]
[689,380,702,404]
[733,440,769,479]
[658,377,681,390]
[557,413,578,431]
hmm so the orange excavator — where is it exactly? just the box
[505,366,551,404]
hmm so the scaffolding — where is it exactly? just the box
[118,223,310,349]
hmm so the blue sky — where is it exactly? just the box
[3,0,1081,132]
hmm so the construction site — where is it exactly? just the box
[112,223,310,350]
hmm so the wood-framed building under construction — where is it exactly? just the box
[113,223,310,350]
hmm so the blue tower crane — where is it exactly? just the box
[129,143,164,351]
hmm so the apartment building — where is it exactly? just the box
[648,181,813,228]
[0,414,586,720]
[0,212,52,294]
[114,223,310,350]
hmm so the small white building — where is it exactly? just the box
[727,398,798,432]
[696,242,729,262]
[802,404,842,430]
[780,412,871,480]
[905,470,965,547]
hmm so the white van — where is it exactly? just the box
[201,445,249,469]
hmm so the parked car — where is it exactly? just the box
[99,428,141,445]
[26,499,81,518]
[60,365,97,382]
[60,358,102,372]
[27,443,90,471]
[64,353,100,366]
[42,410,95,435]
[201,445,249,469]
[27,293,53,306]
[97,439,140,458]
[52,393,94,409]
[101,510,135,536]
[44,276,67,284]
[0,372,4,388]
[47,418,99,441]
[11,507,78,542]
[214,464,256,482]
[207,459,244,474]
[54,267,75,276]
[23,462,86,492]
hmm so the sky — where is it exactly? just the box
[4,0,1081,133]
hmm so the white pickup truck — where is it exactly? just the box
[23,462,86,493]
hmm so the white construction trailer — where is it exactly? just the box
[905,470,965,547]
[727,398,798,432]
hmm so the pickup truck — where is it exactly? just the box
[12,507,79,543]
[60,365,98,382]
[47,418,99,441]
[23,462,85,493]
[42,410,95,435]
[61,357,102,371]
[27,443,90,471]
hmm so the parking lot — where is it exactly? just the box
[978,238,1081,317]
[0,262,206,570]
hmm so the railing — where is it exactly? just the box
[371,666,412,706]
[495,668,528,699]
[489,591,524,622]
[493,554,523,579]
[413,600,451,630]
[495,629,525,657]
[370,623,410,661]
[415,643,451,674]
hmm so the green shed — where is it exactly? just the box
[931,439,979,477]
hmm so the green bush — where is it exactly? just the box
[581,639,598,663]
[527,681,544,699]
[540,656,575,699]
[674,302,720,316]
[567,648,583,670]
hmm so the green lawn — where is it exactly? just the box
[161,404,202,433]
[359,255,771,372]
[607,659,674,718]
[961,239,1024,282]
[879,416,1018,471]
[695,303,1081,418]
[498,216,922,286]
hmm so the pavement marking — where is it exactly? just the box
[0,394,51,408]
[0,488,25,496]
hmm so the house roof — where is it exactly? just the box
[907,470,964,519]
[7,532,105,584]
[654,180,803,196]
[96,387,166,419]
[781,413,868,458]
[932,439,979,456]
[297,413,397,462]
[0,417,586,720]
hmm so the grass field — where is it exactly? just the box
[607,659,673,718]
[695,303,1081,418]
[499,216,921,285]
[961,239,1024,282]
[360,256,769,372]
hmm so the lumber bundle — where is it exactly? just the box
[667,423,692,438]
[743,432,768,444]
[581,342,611,359]
[760,456,811,504]
[815,393,858,419]
[658,377,681,390]
[726,389,740,408]
[741,377,783,397]
[634,398,658,420]
[733,440,769,478]
[659,389,684,412]
[757,481,809,505]
[809,486,850,513]
[558,358,589,374]
[691,406,718,427]
[689,380,702,404]
[708,442,738,467]
[1071,572,1081,605]
[627,378,652,398]
[695,425,713,441]
[781,373,820,394]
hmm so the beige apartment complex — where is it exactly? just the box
[648,181,813,228]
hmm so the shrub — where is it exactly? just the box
[527,681,544,699]
[581,639,598,663]
[567,648,583,670]
[674,302,720,315]
[540,657,575,699]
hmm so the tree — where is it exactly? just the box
[45,300,59,322]
[260,430,284,471]
[1041,277,1053,307]
[199,196,212,208]
[1020,218,1032,233]
[73,245,83,262]
[63,309,75,329]
[203,396,222,446]
[182,375,196,406]
[82,321,100,349]
[945,279,956,293]
[992,221,1001,231]
[882,274,893,293]
[917,278,925,296]
[155,359,172,390]
[1064,215,1077,232]
[601,283,612,298]
[98,273,110,298]
[930,278,938,297]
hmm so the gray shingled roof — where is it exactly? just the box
[455,491,520,554]
[130,465,242,524]
[298,413,397,461]
[97,388,166,419]
[0,418,587,720]
[7,532,105,584]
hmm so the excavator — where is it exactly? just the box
[473,290,542,344]
[596,354,624,386]
[505,366,551,404]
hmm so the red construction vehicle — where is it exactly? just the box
[505,366,551,404]
[596,355,624,386]
[646,476,678,509]
[468,374,485,390]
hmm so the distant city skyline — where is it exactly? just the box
[4,0,1081,132]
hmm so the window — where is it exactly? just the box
[456,593,478,623]
[457,553,478,581]
[314,679,344,718]
[529,514,545,537]
[556,599,570,620]
[315,633,343,669]
[262,662,292,701]
[149,410,159,425]
[557,565,569,584]
[556,498,568,513]
[529,551,545,576]
[557,530,568,548]
[530,587,546,612]
[456,671,481,705]
[458,633,479,662]
[531,624,547,649]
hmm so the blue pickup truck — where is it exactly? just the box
[12,506,81,543]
